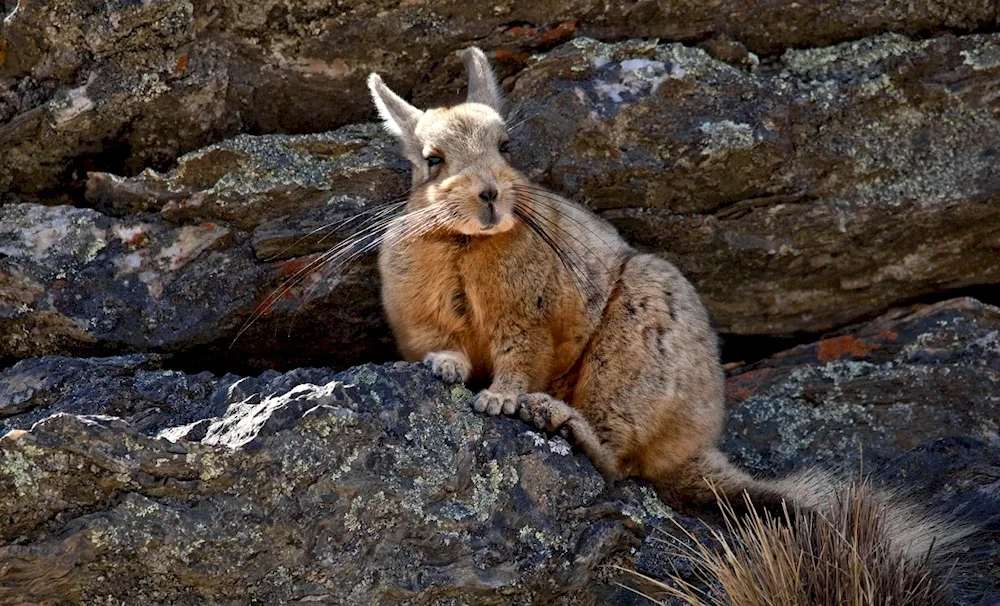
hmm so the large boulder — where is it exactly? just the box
[0,358,681,605]
[510,34,1000,336]
[722,297,1000,601]
[1,298,998,603]
[724,297,1000,472]
[1,0,993,196]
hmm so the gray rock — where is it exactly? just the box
[723,298,1000,474]
[0,360,682,605]
[0,298,998,603]
[510,34,1000,336]
[31,32,999,373]
[722,297,1000,601]
[0,125,410,371]
[0,0,994,195]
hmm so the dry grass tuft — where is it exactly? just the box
[627,480,961,606]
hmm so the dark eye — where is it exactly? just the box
[499,141,511,154]
[426,155,444,168]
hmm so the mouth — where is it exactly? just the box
[480,203,498,229]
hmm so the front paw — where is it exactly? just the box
[472,389,519,416]
[423,351,470,384]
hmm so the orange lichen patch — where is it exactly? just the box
[127,232,149,248]
[0,39,6,69]
[200,222,217,231]
[174,53,189,75]
[816,335,873,363]
[276,253,323,278]
[540,20,578,44]
[495,48,530,63]
[878,328,899,341]
[112,224,151,249]
[507,25,538,38]
[725,367,776,405]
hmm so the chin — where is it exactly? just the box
[479,217,517,235]
[453,215,517,236]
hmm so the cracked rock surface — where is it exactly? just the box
[1,0,995,196]
[0,361,679,604]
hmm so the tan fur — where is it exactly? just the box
[367,49,968,567]
[370,53,749,506]
[634,480,967,606]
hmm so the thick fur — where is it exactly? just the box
[640,480,967,605]
[368,48,968,573]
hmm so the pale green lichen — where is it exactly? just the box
[193,451,226,482]
[344,490,388,533]
[450,384,472,403]
[960,36,1000,71]
[698,120,755,156]
[842,105,995,209]
[471,459,519,522]
[518,525,570,552]
[774,34,921,107]
[781,33,929,78]
[353,367,379,386]
[638,485,674,520]
[161,123,395,197]
[2,448,40,491]
[728,361,885,470]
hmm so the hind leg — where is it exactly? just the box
[562,255,727,494]
[518,392,623,483]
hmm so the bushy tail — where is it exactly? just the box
[648,450,976,605]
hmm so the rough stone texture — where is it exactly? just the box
[0,125,408,372]
[1,298,998,604]
[723,298,1000,474]
[4,3,1000,601]
[721,297,1000,602]
[13,32,993,371]
[510,34,1000,335]
[0,360,682,605]
[1,0,995,196]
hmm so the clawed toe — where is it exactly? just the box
[423,352,470,384]
[472,390,518,416]
[517,392,576,434]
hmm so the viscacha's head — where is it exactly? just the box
[368,48,527,236]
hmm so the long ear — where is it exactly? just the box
[457,47,503,113]
[367,73,424,139]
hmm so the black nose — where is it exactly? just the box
[479,186,498,204]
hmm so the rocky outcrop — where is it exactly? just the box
[3,1,1000,602]
[5,32,1000,369]
[1,126,406,371]
[0,358,682,605]
[510,34,1000,335]
[1,298,998,604]
[1,0,994,196]
[720,298,1000,602]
